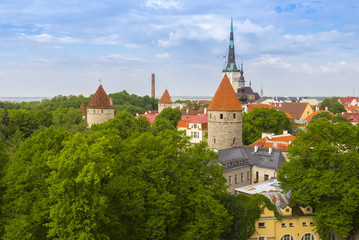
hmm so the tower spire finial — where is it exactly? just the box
[224,18,238,72]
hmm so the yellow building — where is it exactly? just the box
[236,179,321,240]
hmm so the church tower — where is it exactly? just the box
[208,75,243,150]
[86,84,115,127]
[222,18,242,92]
[158,89,172,113]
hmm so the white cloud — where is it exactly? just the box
[156,52,170,58]
[101,54,146,63]
[19,33,81,44]
[254,55,295,71]
[145,0,181,9]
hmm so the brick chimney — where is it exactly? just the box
[151,73,155,98]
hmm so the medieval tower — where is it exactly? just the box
[158,89,172,113]
[86,84,115,127]
[222,18,243,92]
[208,75,243,150]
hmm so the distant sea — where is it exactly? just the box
[0,96,329,103]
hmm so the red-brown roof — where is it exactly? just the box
[80,101,86,116]
[158,89,172,104]
[208,75,243,111]
[87,85,115,109]
[278,102,309,120]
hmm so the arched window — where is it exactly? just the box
[280,234,294,240]
[301,233,315,240]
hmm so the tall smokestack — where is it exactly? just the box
[151,73,155,98]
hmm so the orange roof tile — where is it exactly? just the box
[285,112,293,119]
[248,104,272,112]
[87,85,115,109]
[304,110,335,122]
[158,89,172,104]
[177,121,188,128]
[208,75,243,111]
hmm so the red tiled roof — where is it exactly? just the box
[250,132,295,150]
[80,101,86,116]
[87,85,115,109]
[180,113,208,124]
[137,111,158,124]
[339,97,358,105]
[177,121,188,128]
[158,89,172,104]
[304,110,335,122]
[208,75,243,111]
[248,104,272,112]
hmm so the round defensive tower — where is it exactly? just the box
[208,75,243,150]
[86,84,115,127]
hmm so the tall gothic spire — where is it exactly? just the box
[224,18,239,72]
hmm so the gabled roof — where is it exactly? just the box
[208,75,243,111]
[339,96,358,105]
[87,85,115,109]
[218,146,285,170]
[277,102,310,120]
[250,132,295,150]
[304,110,335,122]
[180,113,208,124]
[158,89,172,104]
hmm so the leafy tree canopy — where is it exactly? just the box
[155,107,182,128]
[310,111,350,124]
[319,97,346,114]
[243,108,292,145]
[278,118,359,239]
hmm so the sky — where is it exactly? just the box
[0,0,359,98]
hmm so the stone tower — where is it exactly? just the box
[222,18,242,92]
[208,75,243,150]
[158,89,172,113]
[86,84,115,127]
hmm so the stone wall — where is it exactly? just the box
[87,108,115,127]
[158,103,172,113]
[222,165,251,194]
[208,110,242,150]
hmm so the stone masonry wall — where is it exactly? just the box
[158,103,172,113]
[208,110,242,150]
[87,108,115,127]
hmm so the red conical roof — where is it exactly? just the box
[158,89,172,104]
[80,101,86,116]
[87,85,115,109]
[208,75,243,111]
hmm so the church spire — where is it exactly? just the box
[224,18,239,72]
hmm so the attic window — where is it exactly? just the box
[286,208,290,212]
[307,207,311,212]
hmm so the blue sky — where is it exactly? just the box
[0,0,358,97]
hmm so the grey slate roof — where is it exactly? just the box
[218,146,286,171]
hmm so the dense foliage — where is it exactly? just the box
[319,97,346,114]
[243,108,292,145]
[278,119,359,239]
[310,111,350,124]
[0,92,270,239]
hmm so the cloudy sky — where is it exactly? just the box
[0,0,358,97]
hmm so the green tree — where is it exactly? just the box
[1,106,10,126]
[8,109,39,138]
[278,118,359,239]
[310,111,350,124]
[243,108,292,145]
[320,97,346,114]
[1,127,70,239]
[155,107,182,128]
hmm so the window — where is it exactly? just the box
[241,173,244,182]
[281,223,286,227]
[307,207,311,212]
[193,124,198,128]
[233,137,235,144]
[209,113,212,119]
[235,174,238,184]
[310,222,314,226]
[301,233,315,240]
[264,174,269,181]
[258,222,265,228]
[101,110,103,113]
[214,138,216,144]
[260,209,264,214]
[286,208,290,212]
[228,176,232,186]
[255,171,259,183]
[220,114,223,119]
[280,234,294,240]
[191,132,199,138]
[247,171,250,180]
[233,113,236,119]
[258,237,266,240]
[289,223,294,227]
[302,222,308,227]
